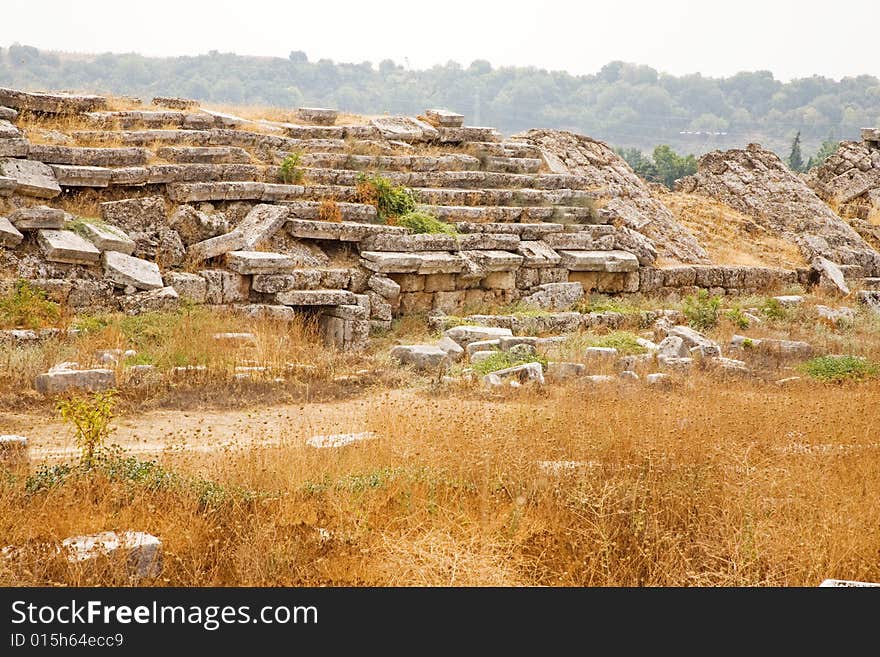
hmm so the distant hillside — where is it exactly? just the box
[2,43,879,158]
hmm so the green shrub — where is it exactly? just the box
[682,290,721,331]
[396,211,457,235]
[470,350,547,376]
[355,172,417,222]
[0,280,62,329]
[278,151,304,184]
[587,331,648,355]
[71,314,109,334]
[724,306,750,330]
[56,391,118,469]
[801,355,879,382]
[760,298,788,321]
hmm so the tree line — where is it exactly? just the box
[0,43,871,165]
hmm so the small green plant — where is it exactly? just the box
[587,331,648,355]
[724,306,750,330]
[801,355,879,382]
[760,297,788,321]
[278,151,305,184]
[71,314,109,334]
[64,216,111,240]
[355,172,417,222]
[682,290,721,332]
[0,280,62,329]
[742,337,754,349]
[396,211,457,235]
[56,391,118,469]
[470,350,547,376]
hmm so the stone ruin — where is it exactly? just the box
[1,85,879,355]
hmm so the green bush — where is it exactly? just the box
[56,391,118,469]
[587,331,648,355]
[355,172,417,222]
[801,355,879,382]
[682,290,721,332]
[0,280,62,329]
[724,306,750,330]
[278,151,304,184]
[470,350,547,376]
[760,297,788,321]
[396,211,457,235]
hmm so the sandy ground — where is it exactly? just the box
[2,390,421,461]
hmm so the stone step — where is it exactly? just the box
[9,206,66,230]
[450,222,566,239]
[436,126,502,143]
[299,152,481,172]
[103,251,164,290]
[50,164,111,187]
[411,187,600,207]
[296,107,338,125]
[0,216,24,247]
[225,250,299,274]
[358,232,520,252]
[0,87,107,114]
[84,110,215,130]
[300,167,594,191]
[282,200,377,223]
[108,163,263,187]
[559,250,639,272]
[274,289,356,306]
[281,123,379,140]
[287,218,408,241]
[479,156,543,174]
[420,204,603,224]
[360,251,467,275]
[0,119,22,139]
[156,146,252,164]
[27,144,150,167]
[0,107,19,121]
[0,176,17,196]
[0,137,28,158]
[252,268,354,293]
[466,141,543,159]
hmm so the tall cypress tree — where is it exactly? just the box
[788,131,804,172]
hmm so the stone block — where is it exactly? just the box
[37,229,101,264]
[104,251,163,290]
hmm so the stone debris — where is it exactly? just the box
[104,251,164,290]
[306,431,377,448]
[424,109,465,128]
[677,143,880,275]
[77,221,135,254]
[443,325,513,347]
[390,344,449,371]
[225,250,298,274]
[118,286,179,315]
[0,158,61,198]
[296,108,339,126]
[34,365,116,394]
[812,256,851,296]
[0,87,107,114]
[187,204,289,262]
[520,282,584,311]
[61,531,162,579]
[483,362,545,386]
[0,216,23,247]
[8,206,66,230]
[546,362,586,380]
[37,229,101,264]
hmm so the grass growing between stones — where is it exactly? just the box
[469,350,548,376]
[3,379,880,586]
[0,281,64,330]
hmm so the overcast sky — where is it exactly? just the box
[1,0,876,81]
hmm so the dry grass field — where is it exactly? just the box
[2,288,880,587]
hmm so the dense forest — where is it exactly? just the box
[2,43,879,160]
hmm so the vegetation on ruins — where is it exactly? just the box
[355,172,417,222]
[278,150,305,184]
[787,131,805,172]
[0,280,62,330]
[469,349,548,376]
[682,290,722,331]
[395,211,457,235]
[4,46,878,157]
[56,390,117,469]
[801,355,879,382]
[617,145,699,189]
[318,198,343,222]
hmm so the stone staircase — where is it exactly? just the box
[0,87,811,351]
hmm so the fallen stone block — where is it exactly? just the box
[0,216,23,247]
[77,221,135,254]
[584,346,618,361]
[546,361,586,380]
[443,324,513,347]
[517,240,562,268]
[485,362,545,385]
[152,96,198,110]
[165,271,207,303]
[35,367,116,394]
[0,158,61,198]
[8,205,66,230]
[213,332,257,344]
[390,344,449,371]
[62,530,161,579]
[119,286,179,315]
[296,108,339,126]
[187,204,289,262]
[368,274,401,299]
[424,109,464,128]
[521,282,583,311]
[50,164,112,187]
[436,335,465,361]
[371,116,439,142]
[667,325,721,354]
[0,87,107,114]
[306,431,377,448]
[812,257,850,296]
[467,339,501,356]
[170,205,230,245]
[104,251,163,290]
[646,373,671,385]
[37,229,101,264]
[773,295,804,306]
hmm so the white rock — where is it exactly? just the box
[103,251,163,290]
[61,530,162,579]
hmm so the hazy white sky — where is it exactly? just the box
[1,0,876,81]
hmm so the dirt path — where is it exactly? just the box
[1,390,421,461]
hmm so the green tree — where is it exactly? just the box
[788,131,805,172]
[806,138,840,170]
[652,145,697,189]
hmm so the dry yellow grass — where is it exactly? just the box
[2,378,879,586]
[661,190,806,269]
